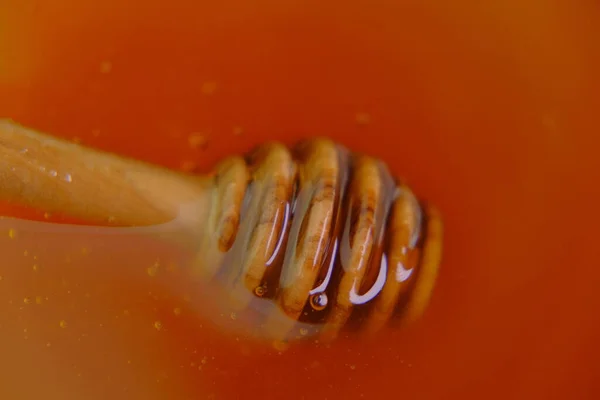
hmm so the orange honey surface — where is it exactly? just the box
[1,1,599,399]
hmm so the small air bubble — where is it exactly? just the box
[59,320,67,328]
[154,321,163,331]
[201,81,217,95]
[32,264,39,272]
[188,132,209,150]
[254,285,266,297]
[49,170,58,177]
[229,312,237,321]
[309,292,328,311]
[64,173,73,183]
[23,297,32,304]
[272,341,289,352]
[8,229,16,239]
[180,160,197,173]
[100,61,112,74]
[542,114,557,131]
[355,112,371,125]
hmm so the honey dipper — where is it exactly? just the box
[0,120,442,344]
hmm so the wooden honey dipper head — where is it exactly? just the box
[192,138,443,344]
[0,120,442,345]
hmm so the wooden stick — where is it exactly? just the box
[0,120,211,227]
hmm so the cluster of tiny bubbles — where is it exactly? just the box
[184,272,324,343]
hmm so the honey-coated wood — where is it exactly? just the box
[0,120,442,344]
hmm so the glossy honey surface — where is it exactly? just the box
[1,1,599,399]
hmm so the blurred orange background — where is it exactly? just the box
[1,0,599,399]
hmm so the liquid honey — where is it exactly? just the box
[1,1,599,399]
